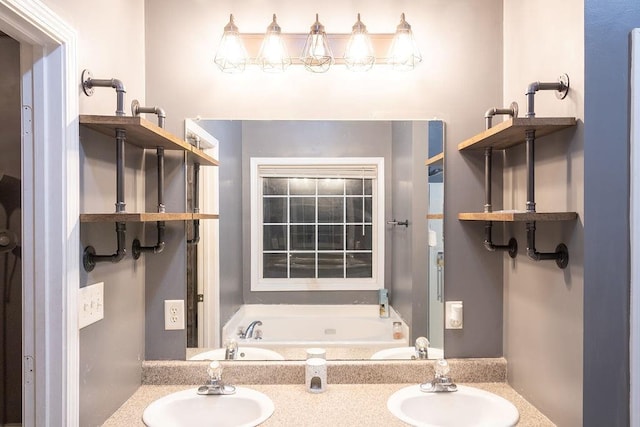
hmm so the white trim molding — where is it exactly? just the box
[0,1,79,426]
[250,157,385,292]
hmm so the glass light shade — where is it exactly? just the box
[387,13,422,71]
[214,14,249,73]
[344,13,375,72]
[301,14,334,73]
[257,14,291,73]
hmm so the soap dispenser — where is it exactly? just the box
[379,289,390,318]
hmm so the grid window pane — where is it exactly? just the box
[318,197,344,223]
[345,178,364,195]
[263,197,287,223]
[346,253,372,278]
[318,253,344,278]
[346,225,372,250]
[318,225,343,250]
[290,178,316,195]
[290,253,315,278]
[290,225,315,250]
[263,225,287,251]
[290,197,315,223]
[263,178,288,195]
[263,253,287,278]
[346,197,373,223]
[318,178,344,195]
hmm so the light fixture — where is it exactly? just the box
[388,13,422,71]
[212,12,422,73]
[300,14,334,73]
[257,14,291,73]
[344,13,375,72]
[214,14,249,73]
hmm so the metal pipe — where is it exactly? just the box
[188,164,201,245]
[115,128,126,213]
[484,148,492,213]
[525,221,569,268]
[82,74,126,116]
[484,106,517,129]
[132,221,166,258]
[83,222,127,271]
[525,75,569,118]
[525,129,536,213]
[483,222,517,258]
[157,147,165,213]
[131,100,167,128]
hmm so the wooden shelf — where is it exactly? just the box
[426,213,444,220]
[79,115,219,166]
[425,152,444,166]
[80,212,219,223]
[457,117,577,151]
[458,211,578,222]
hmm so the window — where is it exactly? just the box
[251,157,385,291]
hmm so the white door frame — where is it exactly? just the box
[185,119,220,348]
[0,1,78,426]
[630,28,640,427]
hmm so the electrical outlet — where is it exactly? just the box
[78,282,104,329]
[164,300,185,330]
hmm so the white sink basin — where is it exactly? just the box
[387,384,519,427]
[189,347,284,361]
[142,387,275,427]
[370,346,444,360]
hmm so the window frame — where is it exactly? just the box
[250,157,385,292]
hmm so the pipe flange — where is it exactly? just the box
[507,237,518,259]
[131,99,140,117]
[83,245,96,272]
[555,243,569,269]
[556,73,570,100]
[132,238,142,260]
[510,102,519,118]
[81,69,94,96]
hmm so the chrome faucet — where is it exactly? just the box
[224,338,238,360]
[238,320,262,339]
[420,359,458,393]
[197,361,236,395]
[414,336,430,360]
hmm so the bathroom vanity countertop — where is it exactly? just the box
[103,382,554,426]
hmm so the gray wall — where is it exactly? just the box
[0,33,21,426]
[584,0,634,425]
[199,120,245,328]
[501,1,584,425]
[391,121,429,340]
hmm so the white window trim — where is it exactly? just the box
[250,157,385,292]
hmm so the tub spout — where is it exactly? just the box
[239,320,263,339]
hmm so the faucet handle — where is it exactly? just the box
[207,361,223,382]
[434,358,450,378]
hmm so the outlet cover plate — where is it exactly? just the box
[164,299,185,330]
[78,282,104,329]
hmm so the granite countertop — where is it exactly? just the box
[104,382,554,426]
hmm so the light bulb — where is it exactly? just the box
[344,13,375,72]
[388,13,422,71]
[257,14,291,73]
[214,14,249,73]
[301,14,334,73]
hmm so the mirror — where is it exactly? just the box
[185,120,444,361]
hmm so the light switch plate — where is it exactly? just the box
[445,300,463,329]
[78,282,104,329]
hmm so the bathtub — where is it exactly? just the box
[222,304,410,350]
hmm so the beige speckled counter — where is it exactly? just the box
[103,359,554,426]
[104,383,554,426]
